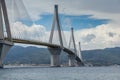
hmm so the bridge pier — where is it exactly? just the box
[0,42,13,68]
[48,48,62,67]
[68,54,76,67]
[0,60,3,68]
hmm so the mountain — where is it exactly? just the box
[4,46,120,66]
[4,46,68,65]
[82,47,120,66]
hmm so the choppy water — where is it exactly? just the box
[0,66,120,80]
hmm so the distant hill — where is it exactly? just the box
[4,46,68,65]
[4,46,120,66]
[82,47,120,66]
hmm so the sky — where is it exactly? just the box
[5,0,120,50]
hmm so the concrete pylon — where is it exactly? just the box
[68,54,76,67]
[49,48,62,67]
[69,28,77,54]
[0,0,13,68]
[48,5,63,67]
[76,42,84,66]
[0,42,13,68]
[68,28,77,66]
[49,5,63,47]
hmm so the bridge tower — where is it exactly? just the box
[68,28,77,66]
[77,42,84,66]
[78,42,82,61]
[48,5,63,67]
[0,0,13,68]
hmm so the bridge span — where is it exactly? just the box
[12,38,82,61]
[12,38,75,55]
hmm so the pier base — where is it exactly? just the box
[68,54,76,67]
[0,42,13,68]
[0,60,3,68]
[49,48,62,67]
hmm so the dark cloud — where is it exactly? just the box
[108,32,116,37]
[83,34,96,43]
[80,0,120,13]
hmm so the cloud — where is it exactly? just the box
[82,34,96,43]
[8,21,120,51]
[79,0,120,13]
[74,23,120,50]
[5,0,120,23]
[10,22,70,47]
[10,22,50,42]
[108,32,116,37]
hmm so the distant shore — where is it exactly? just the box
[4,64,51,68]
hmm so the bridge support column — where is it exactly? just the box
[49,48,62,67]
[0,42,13,68]
[68,54,76,67]
[0,60,3,68]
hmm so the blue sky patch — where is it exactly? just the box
[26,14,109,31]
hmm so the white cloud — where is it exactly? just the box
[11,22,50,42]
[9,21,120,50]
[10,22,70,48]
[74,23,120,50]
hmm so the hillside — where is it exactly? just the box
[82,47,120,66]
[4,46,120,66]
[4,46,68,65]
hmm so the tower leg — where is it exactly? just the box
[0,42,13,68]
[48,48,62,67]
[68,54,76,67]
[75,56,84,66]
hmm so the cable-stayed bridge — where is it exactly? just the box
[0,0,83,68]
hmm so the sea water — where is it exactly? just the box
[0,66,120,80]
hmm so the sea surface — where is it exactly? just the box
[0,66,120,80]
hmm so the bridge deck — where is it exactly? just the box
[12,39,74,55]
[4,38,81,62]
